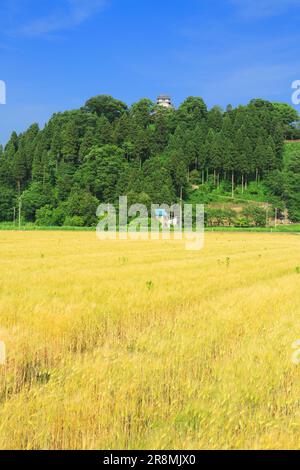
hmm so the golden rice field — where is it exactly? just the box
[1,231,300,450]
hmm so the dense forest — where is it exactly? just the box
[0,95,300,227]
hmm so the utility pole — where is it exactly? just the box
[274,208,278,230]
[180,186,183,232]
[18,195,22,230]
[266,204,269,228]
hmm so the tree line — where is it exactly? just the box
[0,94,298,226]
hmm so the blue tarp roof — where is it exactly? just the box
[155,209,168,217]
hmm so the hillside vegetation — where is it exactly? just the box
[0,96,299,227]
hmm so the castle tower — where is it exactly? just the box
[156,95,173,109]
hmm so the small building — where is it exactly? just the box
[155,209,168,218]
[156,95,173,109]
[155,208,178,229]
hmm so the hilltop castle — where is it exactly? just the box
[156,95,174,109]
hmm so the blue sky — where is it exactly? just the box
[0,0,300,144]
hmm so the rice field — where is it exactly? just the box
[0,231,300,450]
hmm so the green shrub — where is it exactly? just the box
[66,188,99,226]
[206,208,236,227]
[235,217,250,227]
[242,206,266,227]
[36,205,65,226]
[64,216,85,227]
[22,183,54,221]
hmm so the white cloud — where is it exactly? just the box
[230,0,300,18]
[14,0,108,37]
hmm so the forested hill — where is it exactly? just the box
[0,95,300,227]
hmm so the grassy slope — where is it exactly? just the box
[187,141,300,223]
